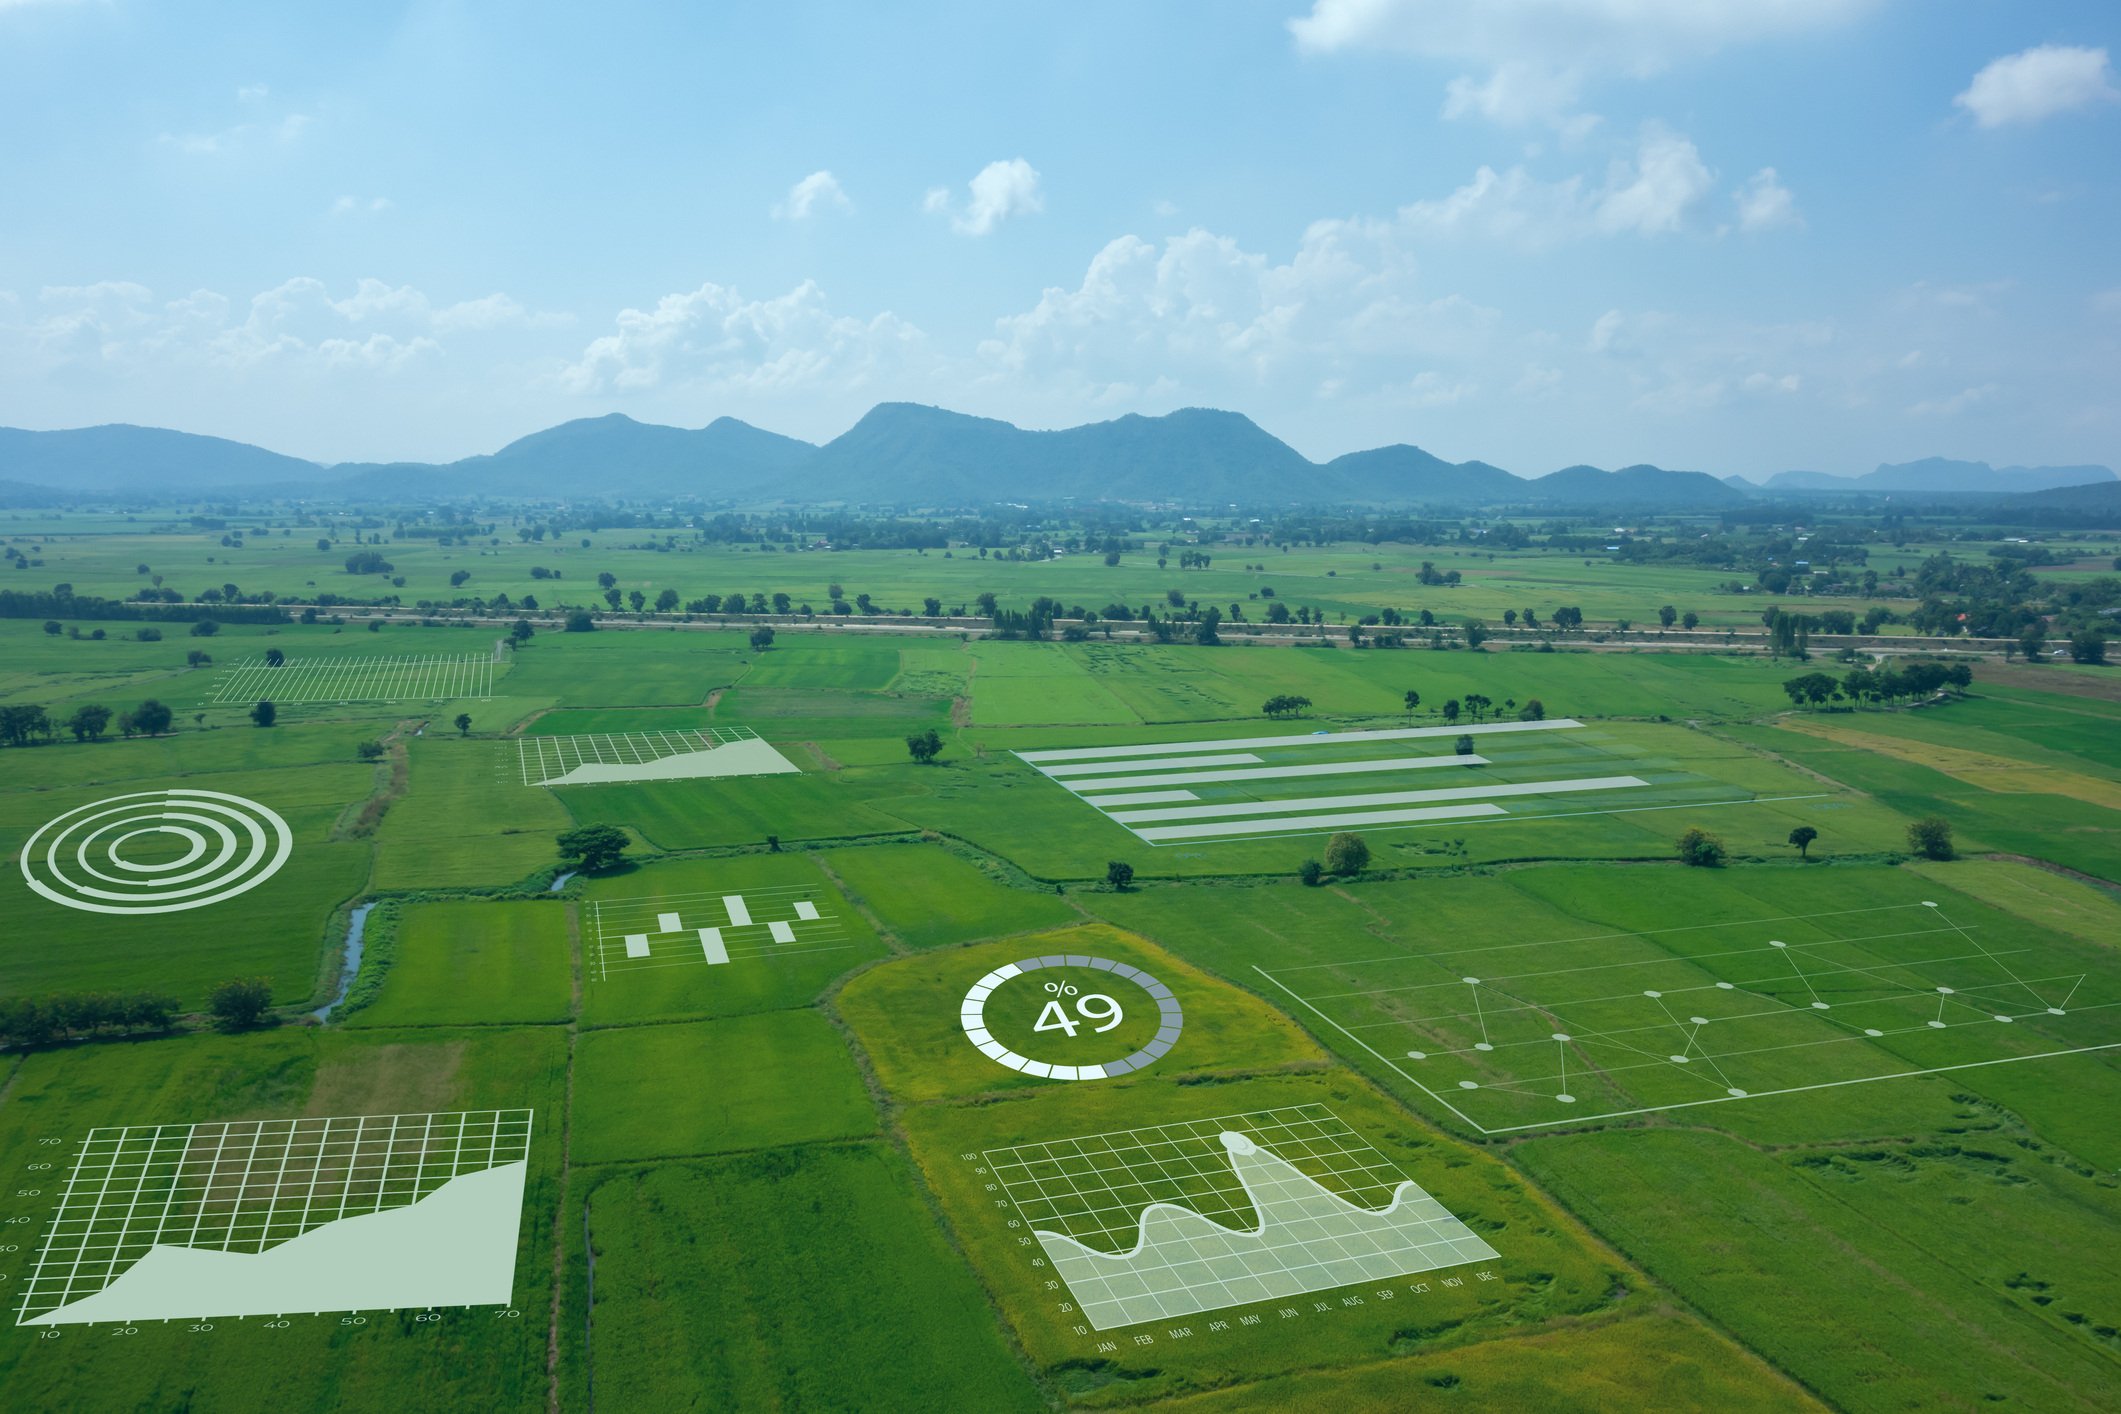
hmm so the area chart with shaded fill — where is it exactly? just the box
[985,1105,1496,1330]
[515,726,799,786]
[14,1110,533,1325]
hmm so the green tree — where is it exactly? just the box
[1681,611,1700,630]
[190,619,220,637]
[511,618,535,643]
[1403,689,1421,716]
[1323,832,1370,876]
[655,588,680,612]
[557,823,631,873]
[66,703,112,742]
[1788,825,1819,859]
[749,626,776,651]
[628,589,646,613]
[1462,618,1488,648]
[249,699,277,728]
[1298,859,1325,887]
[906,727,944,764]
[1517,698,1545,721]
[357,740,386,761]
[1676,828,1727,867]
[1907,816,1954,860]
[41,619,61,636]
[1441,699,1460,723]
[1105,860,1135,891]
[132,699,174,736]
[564,610,596,632]
[1455,734,1476,755]
[1658,605,1678,630]
[450,570,472,588]
[454,713,473,736]
[209,977,274,1030]
[2068,631,2108,665]
[264,647,285,667]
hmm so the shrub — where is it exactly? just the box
[1298,859,1325,887]
[208,977,273,1030]
[1676,828,1727,867]
[1105,860,1135,891]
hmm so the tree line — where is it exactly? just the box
[0,698,175,747]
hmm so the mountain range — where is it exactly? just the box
[1757,457,2117,495]
[0,405,2110,510]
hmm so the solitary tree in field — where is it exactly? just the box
[906,728,944,764]
[1455,734,1476,756]
[249,700,277,728]
[1106,860,1135,891]
[749,626,776,652]
[209,977,274,1030]
[1403,689,1421,717]
[454,713,473,736]
[1788,825,1819,859]
[557,824,630,874]
[1324,832,1370,876]
[1907,816,1954,860]
[564,610,596,633]
[1676,828,1727,867]
[264,647,285,667]
[511,618,535,644]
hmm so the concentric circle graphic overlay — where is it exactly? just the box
[20,790,294,915]
[960,954,1184,1081]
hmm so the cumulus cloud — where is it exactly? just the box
[1290,0,1875,126]
[928,158,1043,236]
[772,170,852,221]
[558,280,926,395]
[1733,167,1801,231]
[6,277,562,377]
[1955,45,2119,128]
[1397,127,1713,244]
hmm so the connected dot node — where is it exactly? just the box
[1727,1088,1748,1098]
[1458,1080,1479,1090]
[1927,1020,1947,1029]
[1555,1094,1576,1104]
[1863,1028,1884,1038]
[1551,1033,1571,1043]
[1473,1042,1494,1052]
[1406,1050,1428,1060]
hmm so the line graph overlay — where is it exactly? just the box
[209,654,495,704]
[985,1105,1495,1329]
[588,884,846,979]
[1258,901,2121,1134]
[15,1109,533,1325]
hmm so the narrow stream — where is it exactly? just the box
[311,902,375,1022]
[550,870,577,892]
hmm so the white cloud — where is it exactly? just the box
[772,170,852,221]
[559,280,926,396]
[7,277,558,378]
[1290,0,1875,127]
[1908,383,1999,417]
[1398,127,1713,244]
[1955,45,2119,128]
[929,158,1044,236]
[1734,166,1801,231]
[330,195,393,217]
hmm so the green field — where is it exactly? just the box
[2,575,2115,1411]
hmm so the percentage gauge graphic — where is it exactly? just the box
[960,954,1183,1080]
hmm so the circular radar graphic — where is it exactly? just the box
[20,790,294,915]
[960,954,1183,1081]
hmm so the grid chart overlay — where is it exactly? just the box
[1259,901,2121,1135]
[14,1109,533,1324]
[209,654,495,704]
[985,1105,1496,1330]
[1014,721,1790,846]
[514,725,775,786]
[589,884,847,979]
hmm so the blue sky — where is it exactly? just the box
[1,0,2115,476]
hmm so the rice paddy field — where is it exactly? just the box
[0,581,2115,1411]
